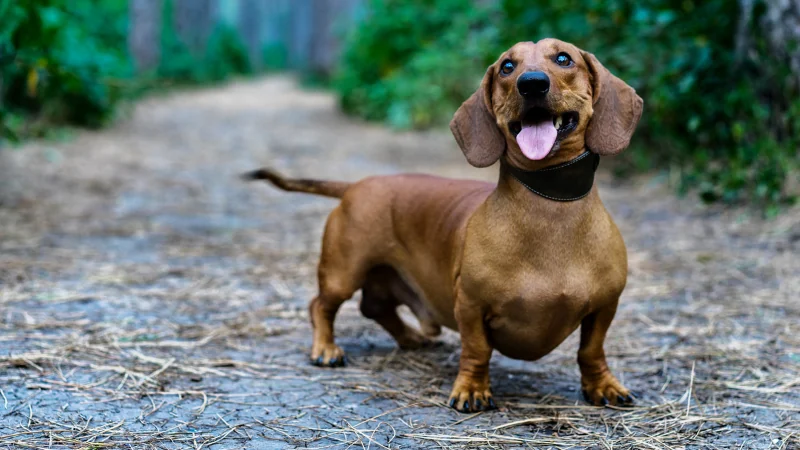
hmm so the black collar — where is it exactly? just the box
[502,151,600,202]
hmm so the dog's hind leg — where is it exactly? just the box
[309,207,371,367]
[403,290,442,338]
[360,265,433,350]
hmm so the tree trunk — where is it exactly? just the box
[739,0,800,90]
[289,0,314,70]
[309,0,363,76]
[759,0,800,90]
[174,0,214,54]
[238,0,263,70]
[128,0,162,72]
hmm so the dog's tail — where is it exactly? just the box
[242,168,351,199]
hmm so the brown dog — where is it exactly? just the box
[246,39,643,413]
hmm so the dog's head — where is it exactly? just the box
[450,39,643,169]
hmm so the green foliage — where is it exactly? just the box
[0,0,254,145]
[263,42,289,71]
[157,23,251,84]
[336,0,501,128]
[0,0,131,141]
[336,0,798,208]
[157,0,250,85]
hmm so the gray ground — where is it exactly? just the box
[0,77,798,449]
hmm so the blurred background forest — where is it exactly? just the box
[0,0,797,211]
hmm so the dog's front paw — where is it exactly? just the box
[310,343,346,367]
[581,373,635,407]
[448,375,496,413]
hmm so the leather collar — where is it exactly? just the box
[502,151,600,202]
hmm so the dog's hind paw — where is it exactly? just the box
[397,331,437,350]
[310,343,346,368]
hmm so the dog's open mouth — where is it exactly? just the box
[508,109,579,160]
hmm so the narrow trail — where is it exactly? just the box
[0,77,797,449]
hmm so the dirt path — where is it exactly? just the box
[1,77,798,449]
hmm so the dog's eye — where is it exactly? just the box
[500,60,515,75]
[555,53,573,67]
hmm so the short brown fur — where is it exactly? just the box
[247,39,643,412]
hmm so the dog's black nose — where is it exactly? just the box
[517,71,550,98]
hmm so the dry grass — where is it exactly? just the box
[1,77,798,449]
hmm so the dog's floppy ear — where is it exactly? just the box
[581,51,643,155]
[449,65,505,167]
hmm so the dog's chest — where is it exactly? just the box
[462,256,588,354]
[459,208,627,361]
[481,272,599,360]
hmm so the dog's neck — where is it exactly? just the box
[485,150,602,241]
[498,150,600,203]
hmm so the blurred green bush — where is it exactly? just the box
[157,0,250,85]
[337,0,501,129]
[336,0,798,210]
[0,0,131,138]
[0,0,251,142]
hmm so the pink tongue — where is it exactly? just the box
[516,122,557,160]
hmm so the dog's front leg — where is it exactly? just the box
[448,283,495,413]
[577,303,635,406]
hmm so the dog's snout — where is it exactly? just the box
[517,71,550,98]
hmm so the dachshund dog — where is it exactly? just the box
[245,38,643,413]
